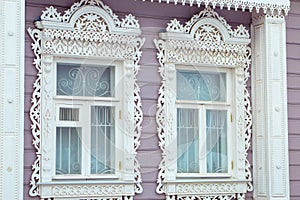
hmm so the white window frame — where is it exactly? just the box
[52,59,122,180]
[155,7,252,200]
[27,0,144,199]
[175,66,233,178]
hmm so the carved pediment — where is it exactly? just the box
[74,13,109,32]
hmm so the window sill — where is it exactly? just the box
[38,180,136,199]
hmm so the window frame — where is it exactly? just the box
[27,1,144,199]
[155,7,252,199]
[52,58,123,180]
[175,66,233,178]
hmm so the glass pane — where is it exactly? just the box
[177,108,199,173]
[57,63,115,97]
[177,70,226,101]
[91,106,115,174]
[59,108,79,121]
[206,110,228,173]
[56,127,82,175]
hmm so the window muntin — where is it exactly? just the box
[54,62,118,178]
[57,63,115,97]
[176,68,231,176]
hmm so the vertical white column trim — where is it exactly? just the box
[0,0,24,199]
[252,13,290,200]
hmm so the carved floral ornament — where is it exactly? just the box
[155,7,252,200]
[28,0,144,199]
[134,0,290,15]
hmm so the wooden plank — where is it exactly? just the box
[287,15,300,29]
[290,181,300,196]
[287,44,300,60]
[288,89,300,104]
[140,132,159,151]
[136,150,162,168]
[142,99,158,117]
[289,151,300,165]
[288,59,300,74]
[137,65,161,84]
[289,135,300,151]
[288,74,300,89]
[140,167,159,182]
[288,104,300,119]
[289,119,300,134]
[287,28,300,44]
[289,1,300,15]
[290,165,300,181]
[139,82,160,100]
[23,150,37,168]
[142,116,157,133]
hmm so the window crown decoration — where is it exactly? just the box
[28,0,144,199]
[155,7,252,199]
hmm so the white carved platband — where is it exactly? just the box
[155,7,253,198]
[28,0,144,198]
[134,0,290,15]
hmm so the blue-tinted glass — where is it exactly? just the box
[57,63,114,97]
[177,70,226,101]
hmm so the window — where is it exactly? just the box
[176,69,231,176]
[155,7,252,199]
[54,62,118,178]
[28,1,144,199]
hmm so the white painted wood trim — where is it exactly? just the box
[252,13,290,200]
[0,0,24,199]
[27,0,145,198]
[134,0,290,15]
[155,7,252,199]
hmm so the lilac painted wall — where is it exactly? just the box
[287,1,300,200]
[24,1,251,199]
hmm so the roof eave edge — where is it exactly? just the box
[134,0,291,15]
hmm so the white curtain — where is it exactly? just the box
[177,108,199,173]
[91,106,115,174]
[206,110,227,173]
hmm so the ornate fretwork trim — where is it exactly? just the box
[169,194,236,200]
[28,0,144,198]
[167,193,247,200]
[28,28,42,197]
[135,0,290,15]
[166,7,249,40]
[155,7,252,198]
[40,0,140,28]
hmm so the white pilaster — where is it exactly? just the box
[0,0,24,199]
[252,13,290,200]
